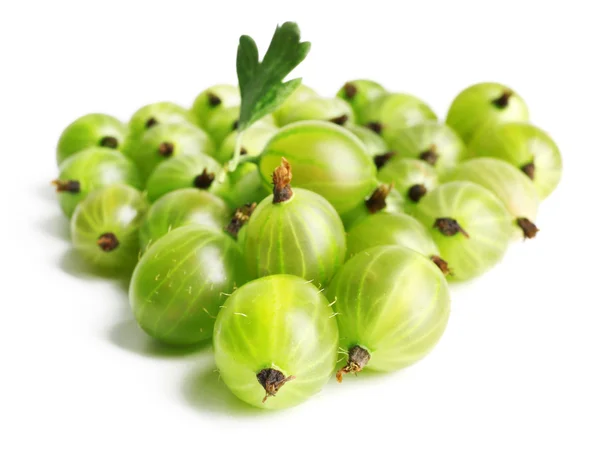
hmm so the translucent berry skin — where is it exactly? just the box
[202,106,241,147]
[129,225,249,346]
[386,121,467,174]
[145,153,228,203]
[340,185,404,230]
[414,181,513,281]
[217,122,278,164]
[272,84,318,126]
[443,158,540,239]
[243,188,346,287]
[56,113,127,165]
[345,123,388,158]
[360,93,437,145]
[336,79,387,123]
[127,102,191,144]
[190,84,240,127]
[55,148,143,218]
[71,184,147,272]
[468,122,562,199]
[259,121,378,216]
[139,188,231,251]
[213,274,339,410]
[125,122,215,181]
[346,212,439,260]
[446,82,529,144]
[276,97,354,127]
[327,245,450,373]
[220,163,270,207]
[377,158,439,213]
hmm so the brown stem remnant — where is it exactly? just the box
[225,203,257,238]
[240,147,248,156]
[97,232,119,252]
[343,82,358,100]
[517,217,539,239]
[430,255,451,276]
[256,368,295,403]
[366,121,383,135]
[99,136,118,149]
[232,120,239,130]
[521,162,535,180]
[52,179,80,193]
[158,142,175,157]
[492,89,513,109]
[330,114,349,126]
[207,92,222,107]
[408,184,427,202]
[336,345,371,383]
[193,169,215,189]
[434,218,470,238]
[272,158,293,204]
[419,144,439,166]
[365,184,393,213]
[374,151,396,170]
[145,117,158,128]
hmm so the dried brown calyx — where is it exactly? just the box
[145,117,158,128]
[52,179,80,193]
[225,203,257,238]
[408,184,427,202]
[158,142,174,157]
[97,232,119,252]
[193,169,215,189]
[207,92,222,107]
[272,158,294,204]
[330,114,349,126]
[434,217,470,238]
[374,151,396,170]
[240,147,248,156]
[366,121,383,135]
[521,162,535,180]
[492,89,512,109]
[420,144,439,166]
[365,184,393,213]
[430,255,451,276]
[517,217,539,239]
[256,368,295,403]
[99,136,118,149]
[232,120,239,130]
[336,346,371,382]
[343,82,358,100]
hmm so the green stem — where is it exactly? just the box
[219,134,259,182]
[229,131,245,172]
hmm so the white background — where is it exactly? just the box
[2,1,599,449]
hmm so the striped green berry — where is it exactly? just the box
[413,181,513,281]
[213,274,339,409]
[129,225,248,346]
[244,159,346,287]
[327,245,450,379]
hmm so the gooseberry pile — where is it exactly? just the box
[52,23,562,410]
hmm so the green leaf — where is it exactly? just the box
[225,22,310,173]
[237,22,311,129]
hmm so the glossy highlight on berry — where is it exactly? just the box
[56,113,127,165]
[130,225,249,346]
[54,148,142,218]
[327,245,450,379]
[244,158,346,287]
[71,184,147,272]
[139,188,231,251]
[259,121,377,216]
[413,181,513,281]
[213,274,339,409]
